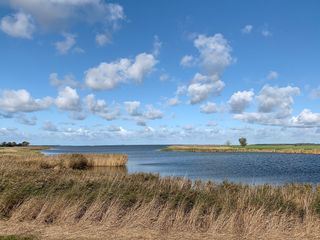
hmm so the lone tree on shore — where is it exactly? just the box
[239,137,247,147]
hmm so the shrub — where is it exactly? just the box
[66,154,89,170]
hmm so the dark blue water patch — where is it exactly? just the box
[42,145,320,185]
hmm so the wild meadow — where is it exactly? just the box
[1,147,320,239]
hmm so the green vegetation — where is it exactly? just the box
[0,142,30,147]
[1,147,320,239]
[163,144,320,154]
[238,137,247,147]
[0,235,36,240]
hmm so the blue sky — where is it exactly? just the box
[0,0,320,145]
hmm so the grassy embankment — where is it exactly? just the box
[1,147,320,239]
[163,144,320,154]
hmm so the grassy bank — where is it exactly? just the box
[1,148,320,239]
[163,144,320,154]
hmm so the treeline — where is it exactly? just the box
[0,141,30,147]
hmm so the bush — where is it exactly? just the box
[66,154,89,170]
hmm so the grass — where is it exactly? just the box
[0,235,36,240]
[1,148,320,239]
[163,144,320,154]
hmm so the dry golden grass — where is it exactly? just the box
[1,147,320,239]
[164,145,320,154]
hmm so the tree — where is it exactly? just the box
[21,141,30,146]
[225,140,231,146]
[239,137,247,147]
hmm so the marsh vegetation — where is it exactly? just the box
[1,147,320,239]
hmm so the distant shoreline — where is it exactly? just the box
[162,144,320,155]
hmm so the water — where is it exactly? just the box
[42,145,320,185]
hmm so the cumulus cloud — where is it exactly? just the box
[0,89,52,113]
[85,94,120,121]
[182,34,233,104]
[256,85,300,115]
[5,0,125,31]
[233,85,302,127]
[228,90,254,113]
[194,34,233,75]
[55,86,81,111]
[180,55,194,67]
[49,73,80,88]
[188,73,225,104]
[241,25,253,34]
[54,33,76,54]
[200,102,218,114]
[143,105,163,120]
[124,101,141,116]
[266,70,279,80]
[0,11,35,39]
[291,109,320,127]
[85,52,157,90]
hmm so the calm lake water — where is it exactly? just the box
[42,145,320,185]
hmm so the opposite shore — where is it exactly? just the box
[162,144,320,155]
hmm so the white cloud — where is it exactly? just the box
[124,101,141,116]
[85,94,120,120]
[176,85,187,95]
[55,86,81,111]
[95,33,111,46]
[228,90,254,113]
[187,73,225,104]
[0,11,35,39]
[0,89,52,113]
[267,70,279,80]
[233,85,301,127]
[166,97,180,106]
[241,25,253,34]
[291,109,320,127]
[5,0,125,30]
[180,55,194,67]
[152,35,162,57]
[143,105,163,120]
[43,121,58,132]
[17,114,37,126]
[200,102,218,114]
[49,73,79,88]
[256,85,300,115]
[194,34,233,76]
[181,34,233,104]
[54,33,76,54]
[85,52,157,90]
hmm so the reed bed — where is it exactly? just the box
[164,145,320,154]
[1,147,320,239]
[1,152,320,239]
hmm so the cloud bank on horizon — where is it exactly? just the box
[0,0,319,145]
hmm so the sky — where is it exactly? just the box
[0,0,320,145]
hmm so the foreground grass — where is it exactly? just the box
[163,144,320,154]
[1,149,320,239]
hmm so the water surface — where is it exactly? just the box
[42,145,320,185]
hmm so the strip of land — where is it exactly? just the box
[1,147,320,239]
[163,144,320,154]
